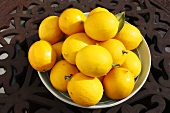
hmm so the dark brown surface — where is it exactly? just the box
[0,0,170,113]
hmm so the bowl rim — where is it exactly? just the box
[38,12,151,109]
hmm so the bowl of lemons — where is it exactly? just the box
[28,7,151,109]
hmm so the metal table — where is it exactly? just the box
[0,0,170,113]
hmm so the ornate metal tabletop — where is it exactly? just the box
[0,0,170,113]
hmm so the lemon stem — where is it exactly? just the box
[112,64,120,67]
[65,74,73,81]
[80,21,84,24]
[122,50,128,54]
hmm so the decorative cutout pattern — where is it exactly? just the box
[0,0,170,113]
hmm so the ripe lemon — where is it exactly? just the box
[99,39,128,66]
[38,16,63,44]
[59,8,87,35]
[62,33,95,64]
[52,41,63,61]
[88,7,109,16]
[28,40,57,72]
[75,45,113,77]
[50,60,78,92]
[67,72,103,106]
[114,23,142,50]
[103,67,135,100]
[121,50,141,78]
[84,11,119,41]
[97,76,105,83]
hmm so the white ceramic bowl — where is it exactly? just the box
[38,12,151,109]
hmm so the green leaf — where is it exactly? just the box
[115,12,125,34]
[59,54,64,60]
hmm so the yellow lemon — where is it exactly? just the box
[88,7,109,16]
[59,8,87,35]
[38,16,63,44]
[121,50,142,78]
[84,11,119,41]
[52,41,64,61]
[28,40,57,72]
[114,23,142,50]
[99,39,128,66]
[97,76,105,83]
[75,45,113,77]
[103,67,135,100]
[67,72,103,106]
[50,60,78,92]
[62,33,95,64]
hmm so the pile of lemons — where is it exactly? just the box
[28,7,142,107]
